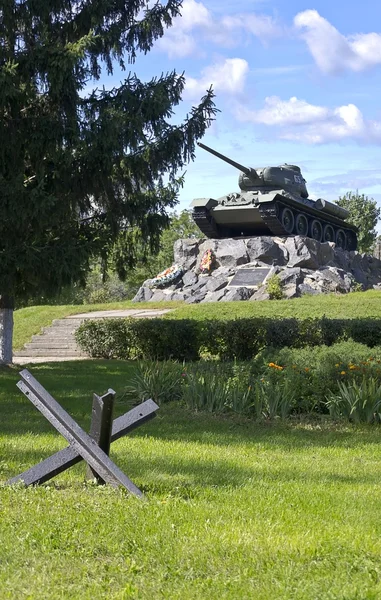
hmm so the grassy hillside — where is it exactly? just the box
[169,289,381,321]
[13,300,181,350]
[13,290,381,350]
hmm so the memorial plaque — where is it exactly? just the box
[229,268,270,288]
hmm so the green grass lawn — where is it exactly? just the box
[13,290,381,350]
[169,288,381,321]
[13,300,181,350]
[2,361,381,599]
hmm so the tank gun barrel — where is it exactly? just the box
[198,142,256,178]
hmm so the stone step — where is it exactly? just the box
[15,308,173,361]
[24,342,79,350]
[31,335,77,343]
[14,349,85,357]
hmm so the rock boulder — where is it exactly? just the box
[132,236,381,303]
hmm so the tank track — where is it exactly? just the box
[192,208,220,238]
[257,202,286,236]
[258,201,357,251]
[193,202,357,250]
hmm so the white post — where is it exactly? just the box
[0,296,14,364]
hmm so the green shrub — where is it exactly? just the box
[326,377,381,423]
[112,346,381,421]
[260,341,381,413]
[349,320,381,347]
[201,319,266,361]
[122,361,184,405]
[129,319,200,361]
[75,319,132,359]
[75,316,381,361]
[254,378,296,420]
[265,274,283,300]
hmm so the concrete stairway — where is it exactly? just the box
[13,308,173,363]
[14,317,87,360]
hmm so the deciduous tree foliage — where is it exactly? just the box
[336,191,380,254]
[0,0,216,306]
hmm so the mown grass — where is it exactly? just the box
[169,289,381,321]
[14,291,381,350]
[13,300,181,350]
[2,361,381,599]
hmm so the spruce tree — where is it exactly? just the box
[0,1,216,361]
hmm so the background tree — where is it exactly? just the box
[0,1,216,361]
[336,191,380,254]
[24,209,202,304]
[117,208,201,295]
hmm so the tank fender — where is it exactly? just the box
[315,198,350,221]
[191,197,219,210]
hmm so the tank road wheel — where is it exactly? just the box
[281,208,295,234]
[346,231,357,251]
[295,213,309,236]
[335,229,347,250]
[323,224,335,243]
[310,219,323,242]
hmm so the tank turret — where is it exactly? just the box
[191,142,357,251]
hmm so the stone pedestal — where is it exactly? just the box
[132,236,381,303]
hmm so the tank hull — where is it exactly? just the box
[192,192,358,251]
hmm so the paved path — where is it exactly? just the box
[13,308,173,365]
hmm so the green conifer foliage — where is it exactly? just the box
[0,1,216,303]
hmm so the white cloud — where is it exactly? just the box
[157,0,211,57]
[236,96,381,144]
[221,13,282,41]
[185,58,249,96]
[294,9,381,74]
[157,0,281,58]
[239,96,329,126]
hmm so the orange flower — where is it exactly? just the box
[304,367,309,372]
[268,362,283,370]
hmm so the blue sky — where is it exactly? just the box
[102,1,381,226]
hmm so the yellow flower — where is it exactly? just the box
[340,371,346,375]
[335,364,340,367]
[349,365,357,370]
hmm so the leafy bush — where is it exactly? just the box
[75,319,133,359]
[118,345,381,421]
[260,341,381,413]
[265,274,283,300]
[75,316,381,361]
[122,361,184,405]
[201,319,266,361]
[326,377,381,423]
[181,362,255,415]
[129,319,200,361]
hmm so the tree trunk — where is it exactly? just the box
[0,295,14,364]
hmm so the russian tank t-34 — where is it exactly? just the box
[191,143,358,251]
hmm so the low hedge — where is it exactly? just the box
[75,316,381,360]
